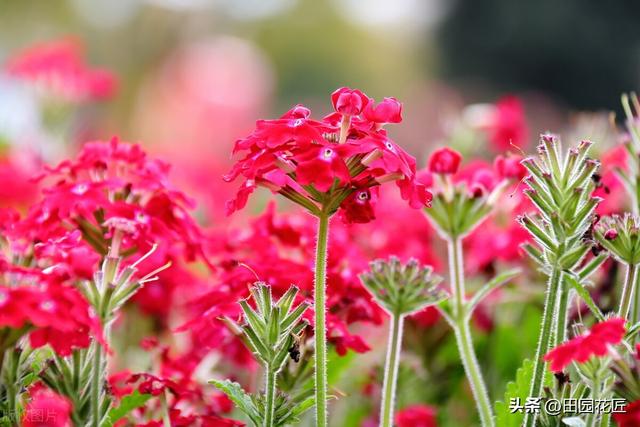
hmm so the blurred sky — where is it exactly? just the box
[3,0,639,137]
[0,0,638,217]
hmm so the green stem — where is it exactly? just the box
[620,263,638,319]
[554,276,568,346]
[380,314,404,427]
[586,378,601,427]
[90,342,102,427]
[314,213,330,427]
[264,365,277,427]
[160,390,172,427]
[523,267,563,427]
[447,238,494,427]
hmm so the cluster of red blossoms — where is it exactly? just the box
[543,317,626,373]
[0,257,101,356]
[5,37,117,102]
[224,87,430,222]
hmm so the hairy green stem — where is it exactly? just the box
[264,366,277,427]
[380,313,403,427]
[314,213,330,427]
[554,277,568,346]
[620,263,638,319]
[524,267,563,427]
[447,238,494,427]
[90,342,102,427]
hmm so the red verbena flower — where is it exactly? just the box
[363,97,402,125]
[486,95,528,151]
[0,260,102,356]
[224,88,430,222]
[614,400,640,427]
[332,87,369,116]
[543,317,626,373]
[22,385,73,427]
[428,147,462,175]
[395,404,438,427]
[5,38,117,102]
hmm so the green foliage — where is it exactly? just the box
[494,359,552,427]
[210,380,262,426]
[210,379,316,427]
[105,390,153,426]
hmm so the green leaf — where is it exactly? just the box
[564,274,605,321]
[494,359,553,427]
[275,396,315,426]
[466,268,520,319]
[104,390,152,426]
[210,379,261,426]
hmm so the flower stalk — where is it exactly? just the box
[447,238,494,427]
[380,313,403,427]
[212,283,311,427]
[314,212,330,427]
[519,136,601,427]
[360,257,446,427]
[423,147,521,426]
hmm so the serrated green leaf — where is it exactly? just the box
[210,379,261,426]
[104,390,152,426]
[495,359,553,427]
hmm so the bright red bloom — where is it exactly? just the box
[331,87,369,116]
[494,153,527,180]
[22,386,73,427]
[225,89,429,221]
[544,317,626,372]
[486,96,528,151]
[363,97,402,124]
[410,306,441,327]
[428,147,462,175]
[0,260,102,356]
[615,400,640,426]
[295,145,352,192]
[5,38,117,102]
[395,404,438,427]
[339,188,377,224]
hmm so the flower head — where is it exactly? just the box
[331,87,369,116]
[428,147,462,175]
[225,88,429,222]
[359,257,446,316]
[543,317,626,373]
[6,38,117,102]
[22,386,73,427]
[363,97,403,125]
[594,214,640,265]
[395,404,438,427]
[613,400,640,427]
[486,95,528,151]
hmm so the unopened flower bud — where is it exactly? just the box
[331,87,369,116]
[604,229,618,240]
[428,147,462,175]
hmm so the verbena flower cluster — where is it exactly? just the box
[5,37,640,427]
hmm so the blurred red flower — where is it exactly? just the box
[486,96,528,151]
[614,400,640,427]
[22,386,72,427]
[6,37,117,102]
[544,317,626,372]
[395,404,438,427]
